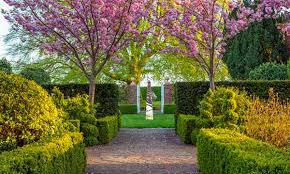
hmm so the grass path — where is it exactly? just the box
[121,114,174,128]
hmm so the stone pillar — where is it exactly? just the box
[161,83,165,113]
[164,80,173,104]
[146,80,153,120]
[128,82,137,104]
[137,84,141,113]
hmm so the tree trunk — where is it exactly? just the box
[209,73,215,90]
[89,77,96,105]
[209,50,216,90]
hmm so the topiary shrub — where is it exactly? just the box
[199,87,249,130]
[0,73,63,152]
[248,62,288,80]
[97,116,119,144]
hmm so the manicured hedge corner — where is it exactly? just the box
[164,104,176,114]
[119,104,137,114]
[43,83,119,117]
[97,116,119,144]
[176,115,211,144]
[197,129,290,174]
[0,133,86,174]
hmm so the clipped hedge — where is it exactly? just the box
[97,116,119,144]
[43,84,119,117]
[197,129,290,174]
[176,115,211,144]
[0,132,86,174]
[141,86,161,101]
[175,81,290,115]
[164,104,176,114]
[119,104,137,114]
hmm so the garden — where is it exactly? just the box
[0,0,290,174]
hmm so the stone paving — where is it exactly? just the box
[86,128,199,174]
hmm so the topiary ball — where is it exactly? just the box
[0,72,63,150]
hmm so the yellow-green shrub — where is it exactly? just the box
[0,73,63,151]
[199,87,249,130]
[245,89,290,148]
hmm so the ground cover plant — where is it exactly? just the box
[121,114,174,128]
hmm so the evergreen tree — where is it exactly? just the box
[224,18,288,80]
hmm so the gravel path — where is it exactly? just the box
[86,128,199,174]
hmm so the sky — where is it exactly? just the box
[0,0,10,59]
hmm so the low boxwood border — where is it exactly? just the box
[0,132,86,174]
[197,128,290,174]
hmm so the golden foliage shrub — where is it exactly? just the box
[245,89,290,148]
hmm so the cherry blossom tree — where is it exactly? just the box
[155,0,289,89]
[3,0,152,104]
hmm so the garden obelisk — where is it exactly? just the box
[146,80,153,120]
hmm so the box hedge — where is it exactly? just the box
[164,104,176,114]
[176,114,211,144]
[97,116,119,144]
[175,81,290,115]
[0,132,86,174]
[43,84,119,117]
[197,128,290,174]
[119,104,137,114]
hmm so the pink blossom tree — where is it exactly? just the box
[155,0,289,89]
[3,0,152,104]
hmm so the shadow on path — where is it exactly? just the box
[86,128,199,174]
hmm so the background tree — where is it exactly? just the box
[224,14,288,80]
[156,0,288,89]
[0,58,12,73]
[102,30,166,85]
[4,0,151,104]
[20,67,51,85]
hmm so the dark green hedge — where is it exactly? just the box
[164,104,176,114]
[141,86,161,101]
[0,132,86,174]
[96,116,119,144]
[176,115,211,144]
[197,128,290,174]
[175,81,290,115]
[43,84,119,117]
[119,104,137,114]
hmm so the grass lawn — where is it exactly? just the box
[121,114,174,128]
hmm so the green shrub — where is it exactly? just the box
[176,115,211,144]
[80,123,99,146]
[0,73,63,151]
[249,62,288,80]
[65,120,81,132]
[51,87,99,146]
[164,104,176,114]
[97,116,119,144]
[119,104,137,114]
[197,128,290,174]
[0,132,86,174]
[43,84,119,117]
[175,81,290,115]
[20,67,51,85]
[0,58,12,73]
[199,87,249,130]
